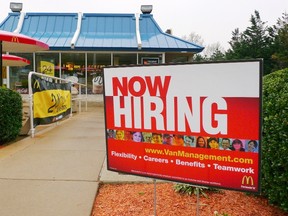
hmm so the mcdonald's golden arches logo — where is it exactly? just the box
[33,80,40,89]
[11,36,19,43]
[241,175,254,186]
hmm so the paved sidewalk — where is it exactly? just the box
[0,100,151,216]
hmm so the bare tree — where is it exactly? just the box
[202,42,225,58]
[182,32,204,46]
[182,33,225,59]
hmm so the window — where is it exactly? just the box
[87,53,111,94]
[113,53,137,66]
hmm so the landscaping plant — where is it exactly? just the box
[262,68,288,211]
[173,183,219,198]
[0,87,22,145]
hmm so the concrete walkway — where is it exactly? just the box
[0,101,151,216]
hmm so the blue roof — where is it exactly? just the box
[139,14,202,52]
[0,12,204,53]
[76,13,138,50]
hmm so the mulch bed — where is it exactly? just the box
[91,183,288,216]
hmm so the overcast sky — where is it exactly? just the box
[0,0,287,50]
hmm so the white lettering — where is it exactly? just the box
[133,97,142,129]
[203,97,227,135]
[111,151,137,160]
[143,97,164,130]
[143,155,168,163]
[112,96,228,135]
[213,163,254,174]
[175,159,205,168]
[166,96,175,131]
[113,97,132,128]
[177,97,200,132]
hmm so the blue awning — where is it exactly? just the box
[0,12,204,53]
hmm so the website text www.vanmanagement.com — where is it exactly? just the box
[144,148,253,164]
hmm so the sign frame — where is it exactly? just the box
[103,60,263,193]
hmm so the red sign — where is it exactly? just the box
[104,61,262,193]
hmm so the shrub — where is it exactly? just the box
[262,68,288,211]
[173,183,220,198]
[0,87,22,145]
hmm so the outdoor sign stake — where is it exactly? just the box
[153,179,157,216]
[196,187,200,216]
[104,60,263,198]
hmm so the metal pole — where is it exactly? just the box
[153,179,157,216]
[0,41,3,86]
[196,187,200,216]
[28,71,35,137]
[85,52,88,111]
[6,51,10,88]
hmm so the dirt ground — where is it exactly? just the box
[91,183,288,216]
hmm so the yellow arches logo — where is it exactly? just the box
[11,37,19,43]
[241,175,254,186]
[33,80,40,89]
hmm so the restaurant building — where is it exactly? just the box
[0,5,204,93]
